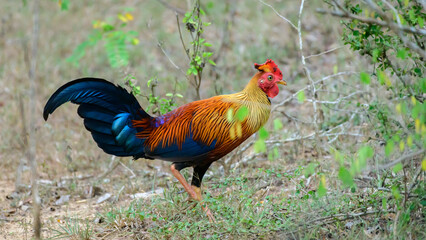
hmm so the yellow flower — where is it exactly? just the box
[93,20,102,29]
[125,13,134,21]
[131,38,140,45]
[118,14,128,23]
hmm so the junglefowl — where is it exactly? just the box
[43,59,286,221]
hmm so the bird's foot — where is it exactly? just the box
[202,204,216,223]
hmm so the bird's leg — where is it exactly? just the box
[170,163,215,222]
[192,164,216,223]
[170,163,198,200]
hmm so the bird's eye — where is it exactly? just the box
[267,75,273,81]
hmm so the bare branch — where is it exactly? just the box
[28,0,40,238]
[258,0,298,31]
[316,8,426,36]
[305,46,344,59]
[156,0,185,15]
[157,41,190,82]
[272,71,358,112]
[371,149,425,172]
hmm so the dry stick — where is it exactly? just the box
[28,0,40,239]
[372,149,425,172]
[272,71,357,112]
[97,156,121,181]
[156,0,185,15]
[316,6,426,36]
[408,166,423,192]
[176,13,191,61]
[258,0,298,31]
[16,95,27,191]
[297,0,321,154]
[157,41,190,82]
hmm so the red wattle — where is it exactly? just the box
[266,85,279,98]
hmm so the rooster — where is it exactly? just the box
[43,59,285,221]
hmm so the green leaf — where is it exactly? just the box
[358,145,374,161]
[208,59,216,66]
[396,49,407,59]
[382,198,387,210]
[317,175,327,197]
[360,72,370,84]
[411,103,421,119]
[338,167,354,187]
[297,90,305,103]
[105,36,129,68]
[235,106,249,121]
[385,140,394,157]
[60,0,69,10]
[303,163,317,177]
[273,118,283,131]
[418,17,424,28]
[393,163,403,173]
[254,139,266,153]
[355,146,373,173]
[175,93,183,98]
[204,42,212,47]
[372,49,380,63]
[165,93,173,97]
[258,127,269,140]
[391,186,401,200]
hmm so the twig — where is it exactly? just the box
[16,95,27,191]
[96,156,121,180]
[305,46,344,59]
[316,8,426,36]
[297,0,321,151]
[305,210,385,225]
[272,71,357,112]
[119,161,136,178]
[157,41,190,81]
[156,0,185,15]
[370,149,425,172]
[408,164,424,192]
[258,0,298,31]
[176,13,191,61]
[28,0,40,238]
[304,91,364,104]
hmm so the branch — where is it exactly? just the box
[372,149,425,172]
[272,71,358,112]
[156,0,185,15]
[28,0,41,238]
[258,0,298,31]
[316,8,426,36]
[305,46,344,59]
[157,41,190,82]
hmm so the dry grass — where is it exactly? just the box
[0,0,424,239]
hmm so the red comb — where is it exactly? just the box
[254,59,283,80]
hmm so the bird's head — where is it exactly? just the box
[254,59,286,98]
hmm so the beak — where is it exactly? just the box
[277,79,287,86]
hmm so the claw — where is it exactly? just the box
[202,205,216,223]
[170,164,216,222]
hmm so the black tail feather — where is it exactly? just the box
[43,78,152,159]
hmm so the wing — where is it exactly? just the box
[137,96,252,163]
